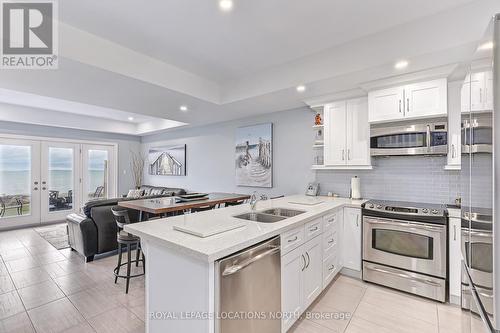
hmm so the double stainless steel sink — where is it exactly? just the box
[234,208,306,223]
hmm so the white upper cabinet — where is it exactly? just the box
[461,71,493,112]
[346,98,370,166]
[405,79,447,118]
[368,78,448,123]
[324,101,347,166]
[323,97,371,168]
[368,86,404,122]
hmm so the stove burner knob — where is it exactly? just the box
[376,205,383,209]
[431,209,439,214]
[368,204,374,208]
[422,208,429,214]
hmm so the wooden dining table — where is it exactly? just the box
[118,192,251,221]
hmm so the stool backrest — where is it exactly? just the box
[111,207,132,229]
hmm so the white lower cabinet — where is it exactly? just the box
[448,212,462,304]
[281,209,344,332]
[302,235,323,308]
[281,245,305,332]
[342,208,362,272]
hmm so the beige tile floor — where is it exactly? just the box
[0,225,473,333]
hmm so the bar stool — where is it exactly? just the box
[111,206,145,294]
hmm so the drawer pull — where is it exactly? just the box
[328,238,334,244]
[309,226,319,232]
[327,218,335,223]
[287,236,298,243]
[328,265,335,271]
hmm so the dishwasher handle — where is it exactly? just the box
[222,245,280,276]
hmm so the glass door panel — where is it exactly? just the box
[82,145,116,204]
[41,142,79,223]
[0,139,40,228]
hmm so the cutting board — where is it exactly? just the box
[173,220,246,238]
[288,197,325,206]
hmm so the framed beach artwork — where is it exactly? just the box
[148,145,186,176]
[235,123,273,188]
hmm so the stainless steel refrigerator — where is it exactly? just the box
[461,14,498,333]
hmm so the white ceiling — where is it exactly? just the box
[0,0,498,135]
[59,0,476,82]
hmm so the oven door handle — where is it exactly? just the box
[366,265,442,287]
[364,218,445,232]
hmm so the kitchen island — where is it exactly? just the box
[125,195,365,333]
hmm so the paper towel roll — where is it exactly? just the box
[350,176,361,199]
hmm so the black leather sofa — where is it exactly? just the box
[67,185,186,262]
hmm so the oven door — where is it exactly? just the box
[363,216,446,278]
[462,228,492,289]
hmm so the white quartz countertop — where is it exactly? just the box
[124,195,366,262]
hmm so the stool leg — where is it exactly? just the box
[142,252,146,274]
[136,245,140,267]
[115,243,122,284]
[126,244,131,294]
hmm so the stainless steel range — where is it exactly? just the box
[361,200,448,302]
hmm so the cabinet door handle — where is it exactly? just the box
[305,252,310,269]
[342,149,345,161]
[329,264,335,271]
[479,88,483,103]
[399,100,402,113]
[451,144,456,158]
[406,98,410,113]
[301,254,306,271]
[453,225,457,241]
[309,226,319,232]
[356,215,360,227]
[348,149,351,160]
[287,236,298,243]
[328,238,334,244]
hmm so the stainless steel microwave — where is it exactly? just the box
[370,120,448,156]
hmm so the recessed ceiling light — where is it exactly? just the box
[180,105,188,112]
[478,41,494,51]
[296,85,306,93]
[394,60,409,70]
[127,117,134,121]
[219,0,233,11]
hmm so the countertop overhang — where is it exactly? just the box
[124,195,366,262]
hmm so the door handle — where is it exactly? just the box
[347,149,351,160]
[301,254,306,271]
[287,236,298,243]
[309,226,319,232]
[328,264,335,271]
[305,252,310,269]
[479,88,483,103]
[453,225,457,241]
[42,187,47,191]
[406,98,410,113]
[367,265,442,287]
[356,215,359,227]
[222,246,279,276]
[342,149,345,161]
[33,187,38,191]
[426,125,431,150]
[399,100,402,113]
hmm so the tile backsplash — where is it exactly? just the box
[314,156,461,205]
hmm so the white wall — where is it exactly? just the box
[0,120,140,195]
[141,108,315,197]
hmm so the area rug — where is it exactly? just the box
[34,223,70,250]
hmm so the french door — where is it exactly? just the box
[40,142,80,223]
[0,137,117,228]
[81,144,116,202]
[0,139,41,228]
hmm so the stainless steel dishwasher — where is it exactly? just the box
[215,236,281,333]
